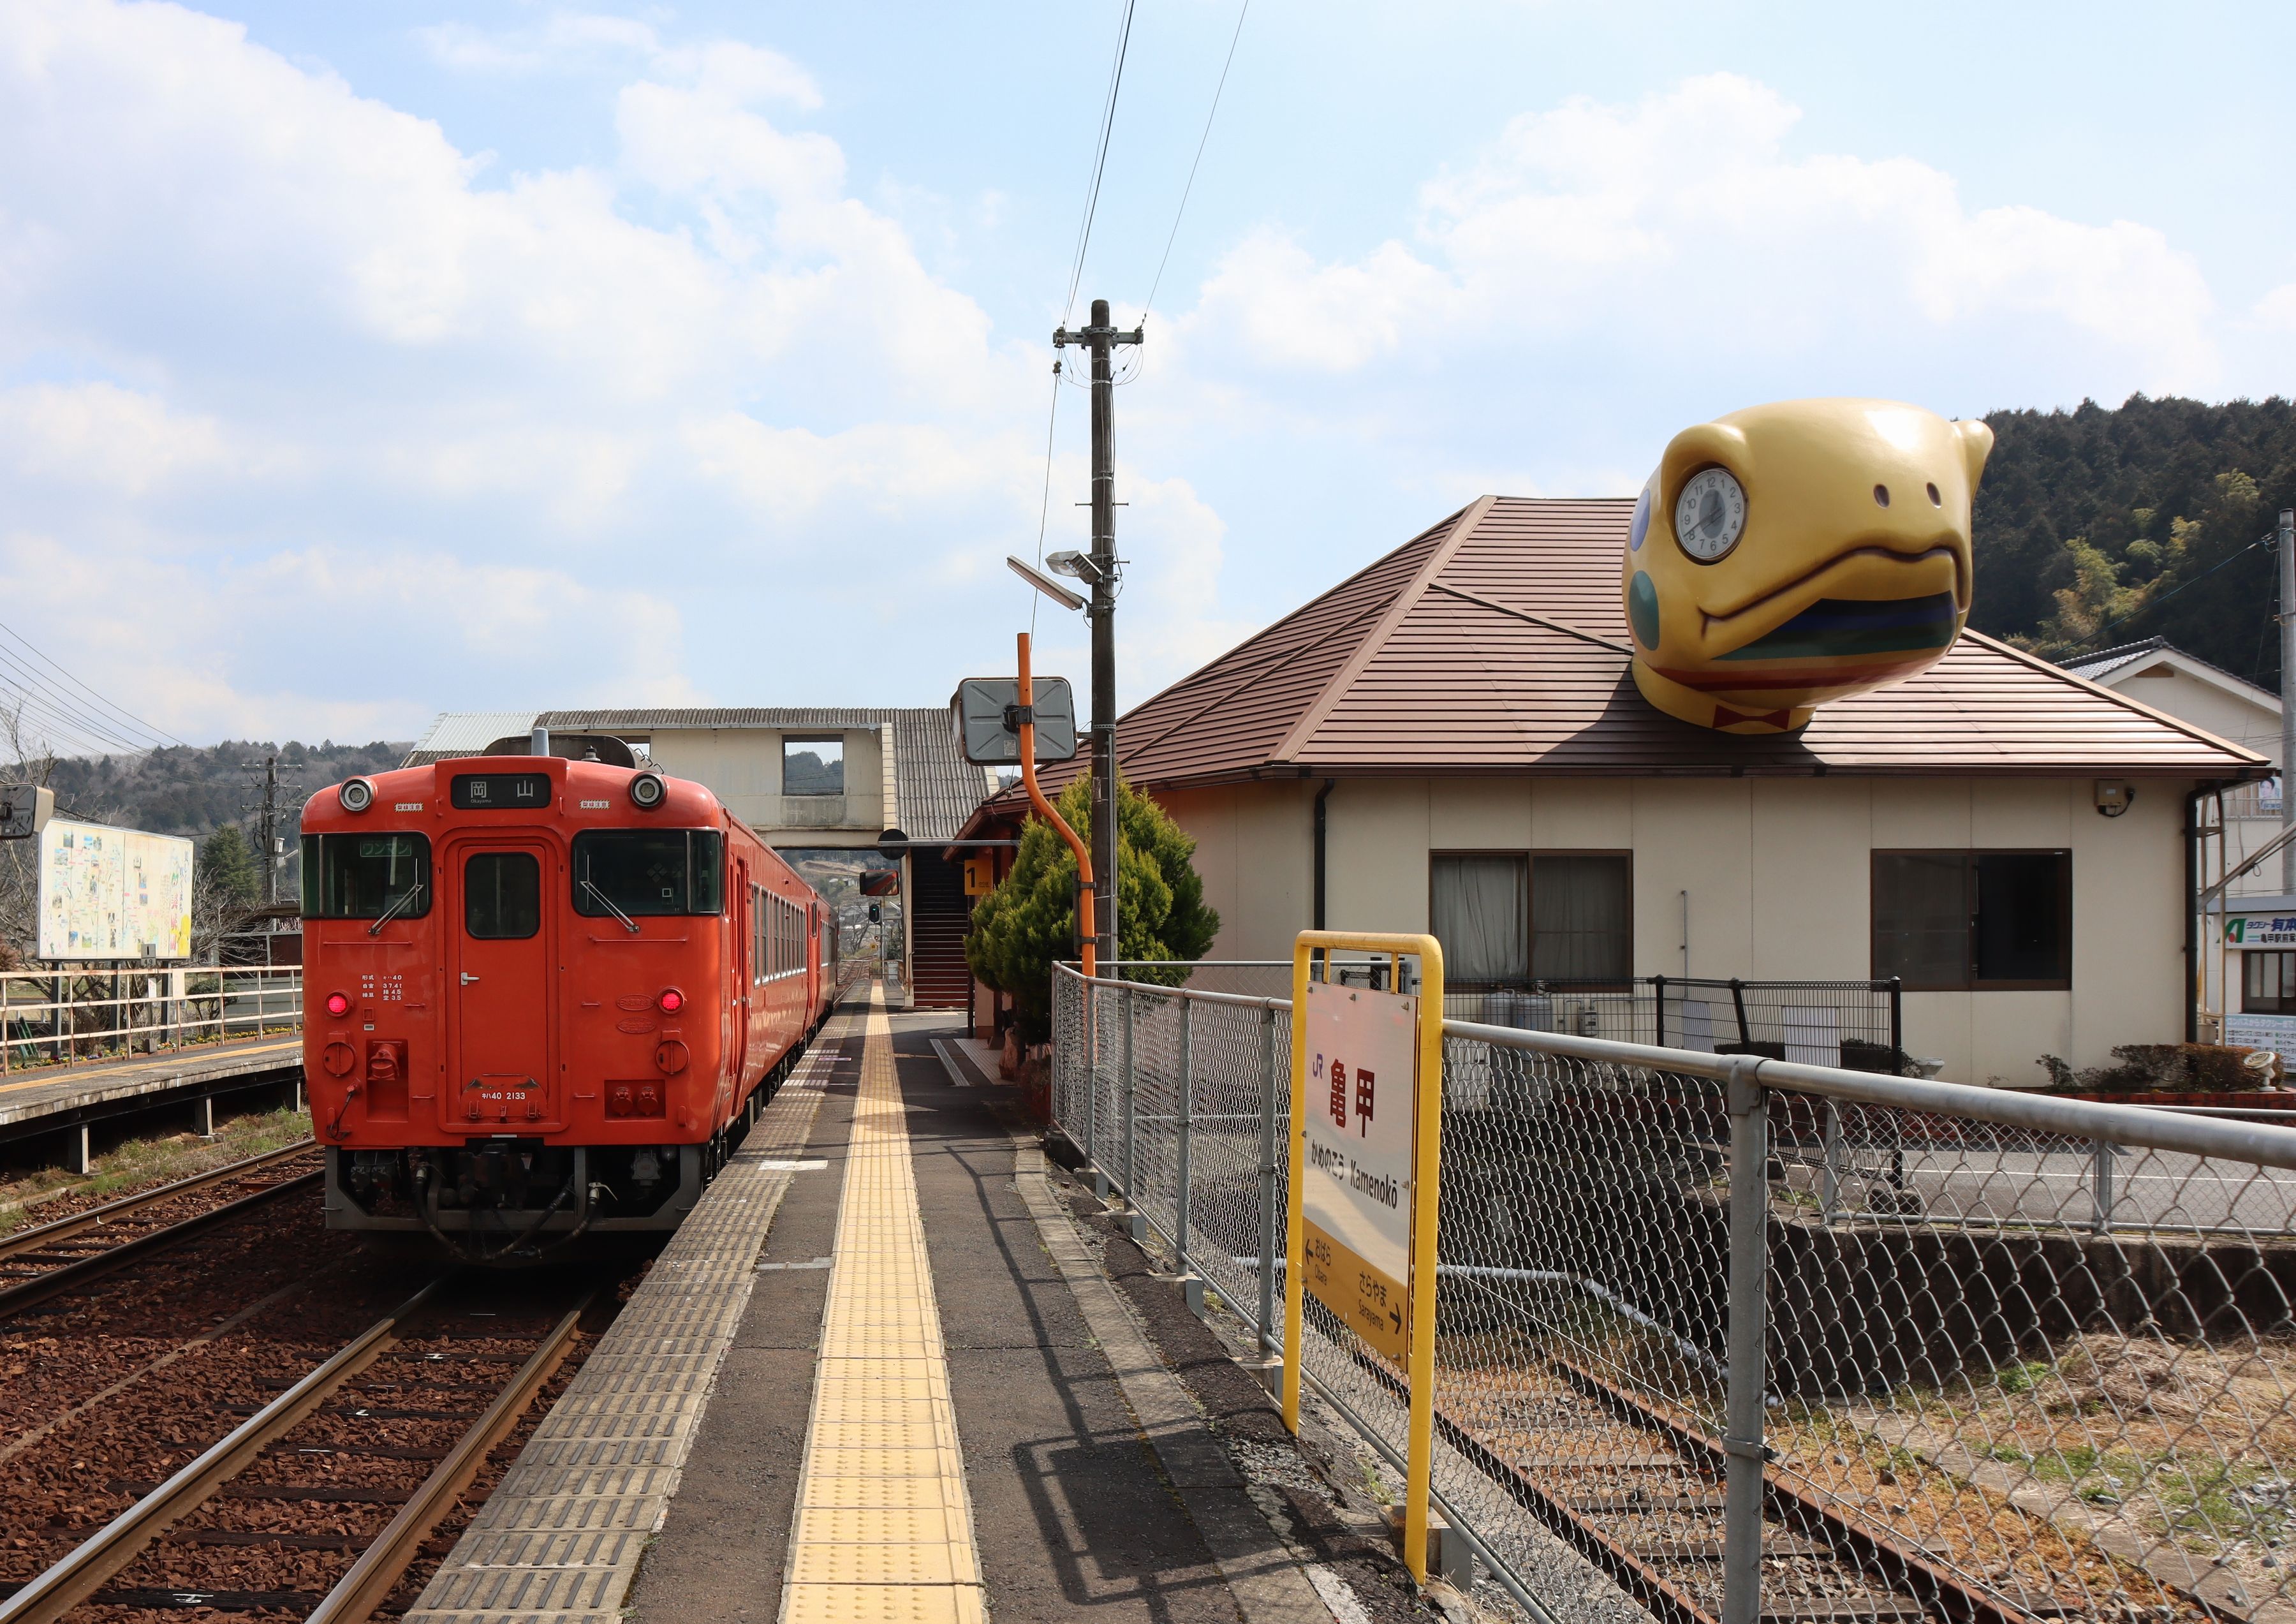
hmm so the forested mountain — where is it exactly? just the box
[17,739,406,839]
[1973,395,2296,681]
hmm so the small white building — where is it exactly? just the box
[2061,637,2291,1050]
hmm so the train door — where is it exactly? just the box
[444,841,559,1133]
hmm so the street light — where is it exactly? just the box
[1007,555,1085,613]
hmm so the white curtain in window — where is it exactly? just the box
[1431,855,1528,984]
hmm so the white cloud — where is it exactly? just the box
[0,384,244,495]
[1186,73,2221,396]
[416,14,821,110]
[0,0,1041,740]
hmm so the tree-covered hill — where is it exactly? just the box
[1973,395,2296,680]
[18,739,406,839]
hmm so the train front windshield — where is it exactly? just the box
[571,830,725,917]
[302,833,431,919]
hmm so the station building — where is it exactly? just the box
[965,497,2267,1085]
[404,707,994,1010]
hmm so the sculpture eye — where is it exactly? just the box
[1927,482,1941,506]
[1873,484,1890,508]
[1672,467,1746,563]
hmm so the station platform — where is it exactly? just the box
[406,984,1431,1624]
[0,1035,304,1160]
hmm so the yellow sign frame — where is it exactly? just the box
[1284,929,1445,1583]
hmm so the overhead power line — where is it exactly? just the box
[1142,0,1249,323]
[1060,0,1138,328]
[0,619,186,757]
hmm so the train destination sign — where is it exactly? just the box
[1299,977,1419,1362]
[450,773,552,811]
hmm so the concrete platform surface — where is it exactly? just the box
[0,1036,304,1138]
[415,986,1345,1624]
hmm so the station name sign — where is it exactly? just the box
[1299,978,1418,1362]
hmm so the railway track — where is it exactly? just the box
[1317,1327,2057,1624]
[0,1274,592,1623]
[1459,1353,2031,1624]
[0,1141,323,1317]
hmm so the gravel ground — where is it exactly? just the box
[0,1109,311,1237]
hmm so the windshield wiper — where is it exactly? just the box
[582,880,641,934]
[367,882,424,937]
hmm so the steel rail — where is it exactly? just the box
[1306,1318,2035,1624]
[0,1160,325,1320]
[0,1276,447,1624]
[305,1293,592,1624]
[0,1139,318,1266]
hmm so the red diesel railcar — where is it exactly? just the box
[299,745,837,1261]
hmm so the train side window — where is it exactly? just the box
[571,830,726,917]
[302,833,431,919]
[465,852,541,939]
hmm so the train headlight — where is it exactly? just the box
[325,991,351,1017]
[339,778,376,813]
[658,987,685,1014]
[629,772,666,809]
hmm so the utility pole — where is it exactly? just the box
[2281,508,2295,893]
[1053,298,1143,973]
[240,754,299,908]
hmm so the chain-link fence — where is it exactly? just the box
[1052,963,2296,1624]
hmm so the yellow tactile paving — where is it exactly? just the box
[778,989,984,1624]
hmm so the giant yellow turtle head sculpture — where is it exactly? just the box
[1621,398,1993,734]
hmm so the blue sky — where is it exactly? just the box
[3,0,2293,748]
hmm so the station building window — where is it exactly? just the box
[2245,951,2296,1014]
[1871,850,2071,990]
[1430,852,1630,988]
[783,737,844,797]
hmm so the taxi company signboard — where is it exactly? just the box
[2226,913,2296,947]
[1299,978,1418,1361]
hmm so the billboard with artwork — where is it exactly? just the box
[36,818,195,961]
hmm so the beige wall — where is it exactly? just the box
[634,727,885,836]
[1155,773,2190,1088]
[2110,667,2278,764]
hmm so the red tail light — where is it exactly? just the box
[325,991,351,1017]
[658,988,684,1014]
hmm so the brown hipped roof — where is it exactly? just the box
[994,496,2263,809]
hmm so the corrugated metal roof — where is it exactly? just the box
[402,711,538,767]
[996,496,2263,811]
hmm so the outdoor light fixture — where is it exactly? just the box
[339,778,375,813]
[1044,549,1105,584]
[1006,554,1086,612]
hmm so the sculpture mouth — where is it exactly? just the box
[1716,591,1961,662]
[1699,543,1966,656]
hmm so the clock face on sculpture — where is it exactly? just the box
[1673,467,1746,563]
[1619,397,1994,735]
